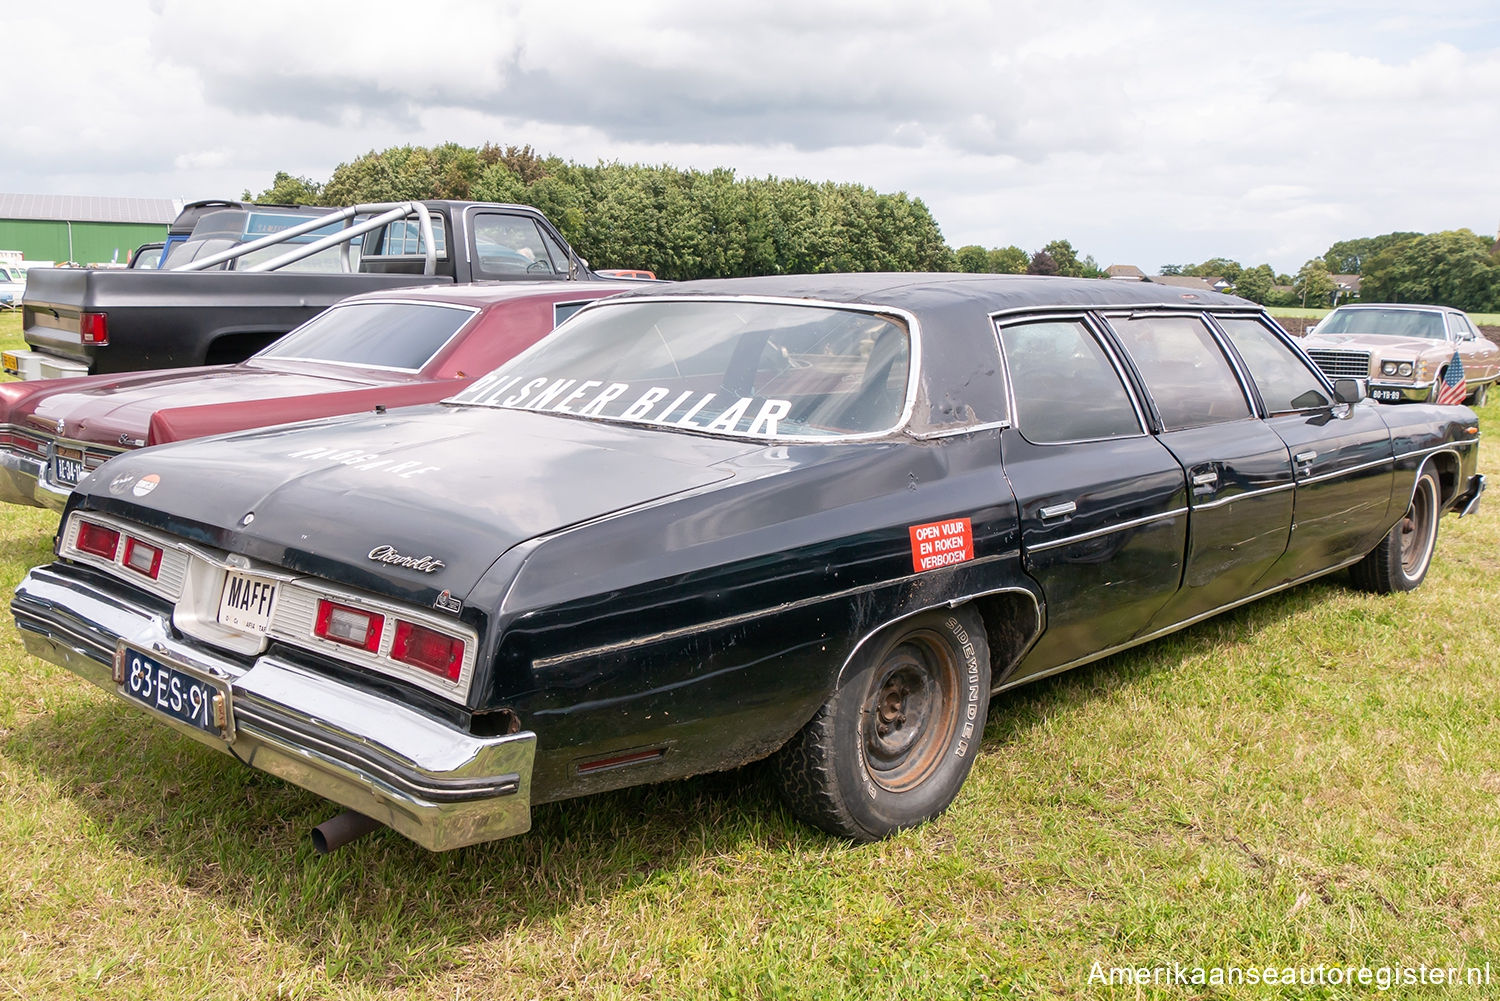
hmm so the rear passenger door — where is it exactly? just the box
[996,315,1188,683]
[1103,312,1295,629]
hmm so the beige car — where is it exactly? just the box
[1303,304,1499,405]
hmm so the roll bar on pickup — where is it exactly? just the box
[172,202,438,276]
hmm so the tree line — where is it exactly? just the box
[249,143,1500,310]
[246,143,1108,282]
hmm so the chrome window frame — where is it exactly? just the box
[992,310,1151,446]
[443,294,925,444]
[252,299,481,374]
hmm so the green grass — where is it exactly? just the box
[2,304,1500,998]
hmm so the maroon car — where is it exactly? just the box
[0,282,626,510]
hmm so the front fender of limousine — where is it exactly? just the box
[11,274,1484,850]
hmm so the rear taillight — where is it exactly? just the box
[79,311,109,346]
[122,537,162,579]
[0,431,45,456]
[392,620,464,680]
[314,599,384,652]
[76,521,121,560]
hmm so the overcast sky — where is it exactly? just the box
[10,1,1499,274]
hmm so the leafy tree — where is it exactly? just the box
[249,142,954,279]
[1041,239,1084,277]
[1232,264,1275,304]
[955,245,990,272]
[1159,264,1182,275]
[1028,251,1059,276]
[1323,232,1422,274]
[1359,229,1500,311]
[1184,257,1242,283]
[1293,259,1337,307]
[987,246,1029,274]
[242,171,323,205]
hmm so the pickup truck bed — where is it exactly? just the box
[10,200,593,379]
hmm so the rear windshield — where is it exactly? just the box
[1318,308,1446,339]
[448,299,912,439]
[255,301,475,371]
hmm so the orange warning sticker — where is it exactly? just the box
[908,517,974,573]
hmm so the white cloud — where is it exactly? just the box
[7,0,1500,273]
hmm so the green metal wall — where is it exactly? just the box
[0,219,168,265]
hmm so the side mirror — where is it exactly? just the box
[1333,378,1365,405]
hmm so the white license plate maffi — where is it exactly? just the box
[217,570,278,634]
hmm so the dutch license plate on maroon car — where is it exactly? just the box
[118,646,226,736]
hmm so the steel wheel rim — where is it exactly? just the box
[1399,477,1437,578]
[862,629,960,793]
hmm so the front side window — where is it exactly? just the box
[473,214,560,278]
[1109,314,1251,430]
[449,299,912,439]
[998,319,1140,444]
[1216,316,1331,413]
[255,301,475,371]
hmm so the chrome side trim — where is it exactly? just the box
[1299,454,1392,486]
[995,552,1367,694]
[528,552,1018,670]
[1192,481,1294,511]
[908,419,1010,440]
[837,585,1042,688]
[1026,507,1188,554]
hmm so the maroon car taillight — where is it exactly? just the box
[314,599,385,652]
[392,620,464,680]
[79,311,109,346]
[76,521,121,560]
[121,537,162,579]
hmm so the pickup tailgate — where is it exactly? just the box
[21,268,91,366]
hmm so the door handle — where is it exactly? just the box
[1039,501,1076,519]
[1295,451,1317,464]
[1191,471,1218,487]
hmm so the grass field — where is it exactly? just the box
[1,308,1498,998]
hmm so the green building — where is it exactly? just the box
[0,194,177,266]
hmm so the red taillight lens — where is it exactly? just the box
[79,311,109,346]
[122,537,162,579]
[76,521,121,560]
[392,620,464,680]
[314,599,384,652]
[0,432,45,456]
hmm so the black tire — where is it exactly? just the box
[1350,467,1440,593]
[773,607,990,841]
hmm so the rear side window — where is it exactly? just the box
[256,301,475,371]
[998,319,1141,444]
[1108,315,1251,431]
[1216,316,1331,413]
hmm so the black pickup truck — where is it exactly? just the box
[9,200,596,379]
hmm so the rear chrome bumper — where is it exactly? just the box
[0,449,70,510]
[12,564,535,851]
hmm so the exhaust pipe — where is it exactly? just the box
[311,810,382,854]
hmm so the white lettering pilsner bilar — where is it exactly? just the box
[454,373,794,438]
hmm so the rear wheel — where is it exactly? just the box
[773,607,990,841]
[1350,467,1440,593]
